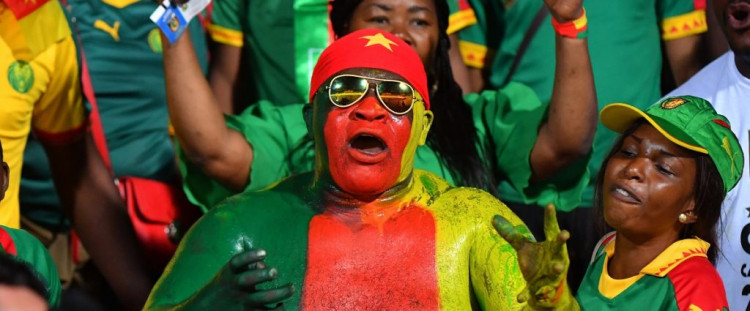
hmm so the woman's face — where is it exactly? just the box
[348,0,439,69]
[602,124,698,240]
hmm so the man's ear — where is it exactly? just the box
[0,162,9,201]
[418,110,434,145]
[303,105,314,139]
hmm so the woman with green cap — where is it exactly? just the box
[495,95,742,310]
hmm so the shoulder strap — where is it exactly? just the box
[63,3,113,174]
[502,5,549,86]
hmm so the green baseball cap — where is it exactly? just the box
[600,95,744,193]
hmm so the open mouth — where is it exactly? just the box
[728,1,750,30]
[347,133,388,163]
[350,134,386,155]
[610,185,641,204]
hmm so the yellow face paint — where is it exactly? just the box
[397,92,433,184]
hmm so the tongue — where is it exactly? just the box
[351,136,385,155]
[729,2,750,30]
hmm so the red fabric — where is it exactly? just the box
[0,226,17,256]
[309,29,430,109]
[302,205,439,309]
[693,0,706,10]
[3,0,50,19]
[668,256,728,311]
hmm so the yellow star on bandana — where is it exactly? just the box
[360,33,398,52]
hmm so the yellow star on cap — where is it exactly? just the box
[360,33,398,52]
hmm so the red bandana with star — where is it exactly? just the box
[309,29,430,109]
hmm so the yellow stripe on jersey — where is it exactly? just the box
[458,40,487,69]
[447,9,477,35]
[662,10,707,41]
[207,24,245,47]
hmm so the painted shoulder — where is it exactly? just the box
[413,170,523,226]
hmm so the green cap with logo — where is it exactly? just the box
[600,95,744,194]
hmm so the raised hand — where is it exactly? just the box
[543,0,584,23]
[492,205,578,310]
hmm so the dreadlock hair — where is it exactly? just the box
[329,0,498,195]
[593,119,725,263]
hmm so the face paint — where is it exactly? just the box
[323,89,413,196]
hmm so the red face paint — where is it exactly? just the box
[323,92,412,196]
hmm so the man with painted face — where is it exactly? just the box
[145,29,574,310]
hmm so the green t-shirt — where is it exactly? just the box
[0,225,61,306]
[459,0,707,209]
[19,0,209,230]
[179,82,588,212]
[208,0,477,105]
[208,0,329,105]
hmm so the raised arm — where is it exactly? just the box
[209,43,242,114]
[530,0,596,181]
[161,31,252,191]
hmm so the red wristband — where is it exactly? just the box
[551,8,588,39]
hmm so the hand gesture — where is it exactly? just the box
[492,204,577,310]
[543,0,584,23]
[201,243,294,310]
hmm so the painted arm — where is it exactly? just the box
[209,43,242,114]
[161,31,253,192]
[43,135,152,310]
[529,0,597,181]
[493,205,579,310]
[449,34,483,94]
[145,211,293,310]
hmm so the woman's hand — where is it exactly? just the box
[493,205,579,310]
[543,0,583,23]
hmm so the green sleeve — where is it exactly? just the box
[657,0,707,40]
[454,0,505,69]
[657,0,704,19]
[210,0,245,31]
[178,101,313,211]
[3,227,61,307]
[466,82,590,211]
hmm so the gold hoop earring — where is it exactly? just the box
[678,213,688,223]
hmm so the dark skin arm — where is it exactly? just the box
[43,134,152,311]
[209,43,242,114]
[162,31,253,192]
[448,33,485,94]
[529,0,597,181]
[664,34,707,85]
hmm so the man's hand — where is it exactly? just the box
[493,205,578,310]
[216,246,295,309]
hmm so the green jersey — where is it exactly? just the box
[577,233,729,310]
[180,83,588,211]
[20,0,209,230]
[208,0,478,105]
[458,0,707,209]
[0,225,61,306]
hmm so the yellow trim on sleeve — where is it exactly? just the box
[447,9,477,35]
[661,10,707,41]
[207,23,244,47]
[458,40,487,68]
